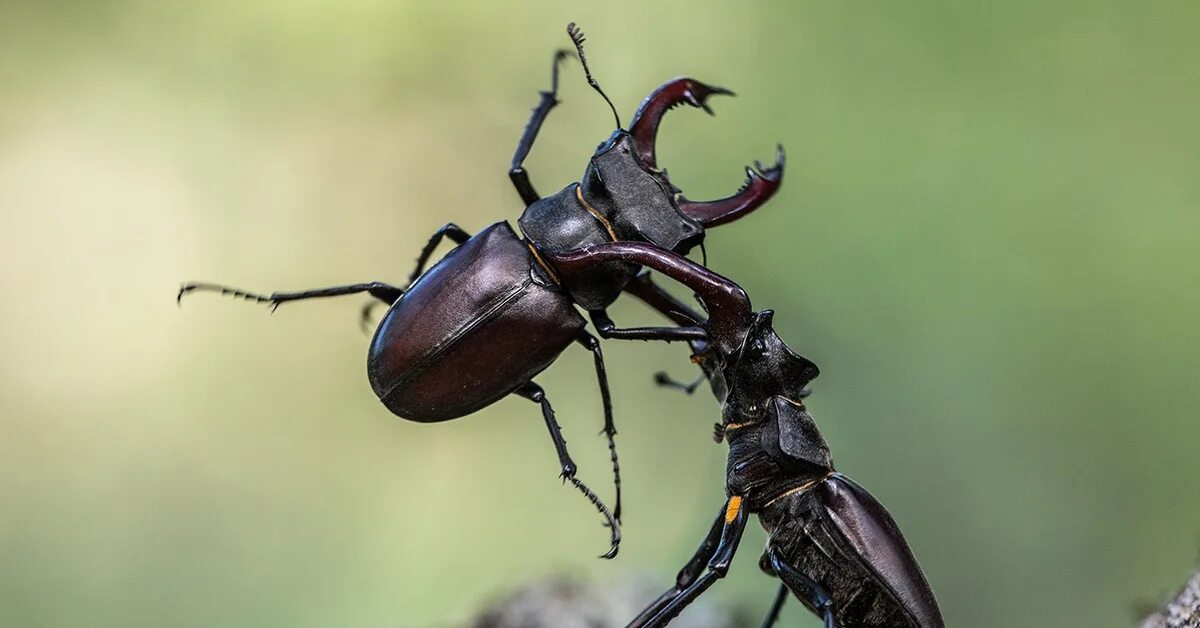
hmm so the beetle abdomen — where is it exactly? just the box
[367,221,585,422]
[760,475,944,628]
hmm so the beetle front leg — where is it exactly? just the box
[627,501,728,626]
[515,382,621,559]
[509,50,571,206]
[630,495,750,628]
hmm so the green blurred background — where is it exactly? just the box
[3,1,1199,626]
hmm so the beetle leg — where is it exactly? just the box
[631,495,750,628]
[623,271,711,392]
[767,545,837,628]
[627,501,728,627]
[589,309,708,343]
[359,223,472,332]
[515,382,621,559]
[509,50,572,206]
[653,372,705,395]
[406,223,472,285]
[574,331,622,523]
[758,583,789,628]
[358,286,407,333]
[178,281,403,312]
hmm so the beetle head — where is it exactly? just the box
[581,131,705,253]
[721,310,818,405]
[579,78,785,256]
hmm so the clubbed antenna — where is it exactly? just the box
[567,22,622,130]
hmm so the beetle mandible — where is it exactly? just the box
[549,243,945,628]
[177,23,786,559]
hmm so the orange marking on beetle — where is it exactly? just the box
[724,496,743,524]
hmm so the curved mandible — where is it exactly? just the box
[628,77,734,170]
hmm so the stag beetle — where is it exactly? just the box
[548,243,945,628]
[177,24,785,559]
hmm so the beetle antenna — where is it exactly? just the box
[567,22,622,130]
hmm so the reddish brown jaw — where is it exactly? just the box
[629,77,735,170]
[629,77,784,228]
[677,145,785,227]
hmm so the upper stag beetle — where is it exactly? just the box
[548,243,945,628]
[177,24,784,559]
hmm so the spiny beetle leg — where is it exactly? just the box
[627,501,728,627]
[360,223,472,332]
[574,331,622,523]
[178,281,404,312]
[631,496,749,628]
[509,50,572,206]
[515,382,620,559]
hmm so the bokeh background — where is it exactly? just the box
[3,1,1199,626]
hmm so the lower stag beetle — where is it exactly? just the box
[548,243,945,628]
[177,24,785,559]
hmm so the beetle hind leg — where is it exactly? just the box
[574,331,622,523]
[515,382,621,559]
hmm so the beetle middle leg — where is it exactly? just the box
[653,372,706,395]
[514,382,621,559]
[575,331,622,523]
[509,49,572,206]
[766,545,836,628]
[359,223,472,331]
[178,281,404,311]
[628,501,727,626]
